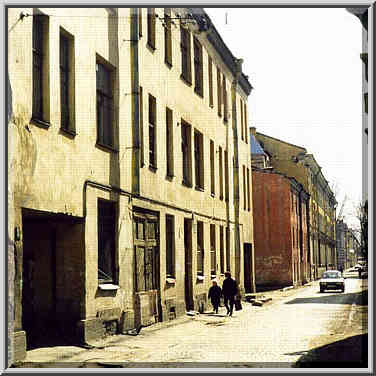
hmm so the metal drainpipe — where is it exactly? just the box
[231,59,242,290]
[130,8,140,195]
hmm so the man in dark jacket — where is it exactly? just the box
[222,272,238,316]
[208,280,222,314]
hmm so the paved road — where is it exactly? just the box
[19,274,368,368]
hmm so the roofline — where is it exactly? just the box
[189,8,253,95]
[255,132,307,152]
[252,166,310,197]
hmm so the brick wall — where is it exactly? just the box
[252,170,293,287]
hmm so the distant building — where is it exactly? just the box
[252,168,310,287]
[336,220,360,270]
[250,128,337,280]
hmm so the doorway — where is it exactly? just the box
[21,208,84,349]
[243,243,253,293]
[133,210,161,326]
[184,218,194,311]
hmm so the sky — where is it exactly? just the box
[205,7,363,228]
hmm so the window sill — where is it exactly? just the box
[147,42,156,52]
[196,275,205,283]
[149,165,157,173]
[194,89,203,98]
[211,275,217,280]
[180,74,192,87]
[60,127,77,138]
[209,104,214,109]
[195,186,204,192]
[182,180,192,188]
[166,277,176,284]
[165,61,172,69]
[211,193,215,198]
[31,117,51,129]
[98,283,119,291]
[96,142,118,153]
[166,174,174,181]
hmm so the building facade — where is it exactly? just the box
[252,169,310,287]
[251,128,337,280]
[8,7,255,362]
[336,220,360,271]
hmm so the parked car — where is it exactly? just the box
[319,270,345,293]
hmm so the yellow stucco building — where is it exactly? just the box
[8,7,255,362]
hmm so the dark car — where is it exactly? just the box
[319,270,345,293]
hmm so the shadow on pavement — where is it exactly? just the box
[284,290,368,306]
[293,333,368,368]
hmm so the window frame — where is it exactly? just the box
[98,199,117,284]
[181,120,192,187]
[194,129,204,190]
[96,58,115,149]
[193,36,203,97]
[148,94,157,169]
[166,107,174,177]
[197,221,204,277]
[166,214,175,278]
[147,8,156,50]
[32,13,50,126]
[180,25,192,85]
[164,8,172,66]
[60,28,75,135]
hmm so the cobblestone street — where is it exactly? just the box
[15,272,368,369]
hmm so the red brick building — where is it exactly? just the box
[252,168,310,288]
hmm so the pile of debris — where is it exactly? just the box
[243,293,272,307]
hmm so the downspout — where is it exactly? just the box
[130,8,140,195]
[231,59,242,289]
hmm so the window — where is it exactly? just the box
[148,94,157,168]
[197,221,204,276]
[138,8,142,37]
[193,36,203,97]
[164,8,172,66]
[217,67,222,117]
[96,60,114,147]
[32,14,49,124]
[244,102,248,143]
[166,107,174,177]
[210,224,216,277]
[210,140,215,196]
[181,120,192,186]
[194,130,204,190]
[219,146,223,200]
[180,25,192,84]
[224,150,229,201]
[147,8,156,49]
[247,167,251,211]
[139,86,144,166]
[166,215,175,277]
[243,165,246,210]
[60,30,75,133]
[208,56,213,107]
[240,98,244,141]
[220,226,224,273]
[226,227,230,272]
[98,199,116,283]
[223,75,228,122]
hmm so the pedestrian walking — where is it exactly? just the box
[208,280,222,314]
[222,272,238,316]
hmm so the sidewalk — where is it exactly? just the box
[13,282,313,368]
